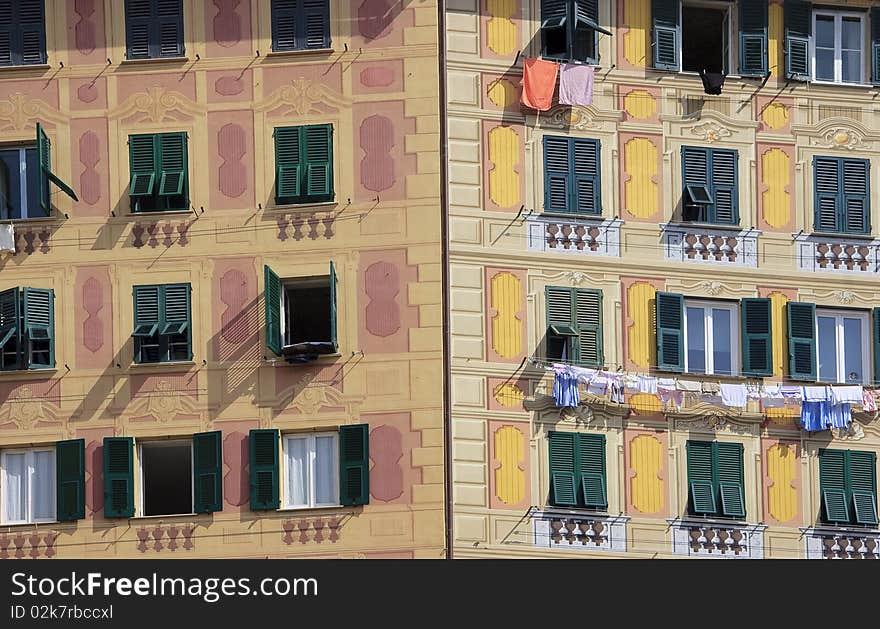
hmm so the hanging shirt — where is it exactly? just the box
[558,63,594,107]
[720,384,747,408]
[0,224,14,252]
[699,70,726,95]
[830,386,862,405]
[637,376,658,394]
[802,386,830,402]
[864,389,878,412]
[552,367,580,408]
[520,58,559,111]
[676,379,702,392]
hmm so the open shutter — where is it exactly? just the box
[303,0,330,49]
[329,261,338,351]
[540,0,567,60]
[304,125,333,198]
[157,0,184,58]
[18,0,45,65]
[652,0,680,71]
[546,286,575,361]
[103,437,134,518]
[548,431,577,506]
[850,451,878,526]
[274,127,302,202]
[23,287,54,369]
[873,7,880,85]
[787,302,816,381]
[55,439,85,522]
[578,434,607,509]
[655,292,684,372]
[873,308,880,387]
[132,285,160,338]
[36,124,78,208]
[841,159,870,235]
[741,298,772,377]
[682,146,711,219]
[339,424,370,506]
[572,139,601,216]
[710,149,738,225]
[249,429,280,510]
[272,0,297,51]
[819,449,849,524]
[784,0,810,80]
[716,442,745,518]
[157,133,187,197]
[125,0,152,59]
[129,134,158,197]
[813,157,841,233]
[574,289,602,367]
[543,137,571,214]
[193,431,222,513]
[0,287,20,355]
[264,265,282,356]
[739,0,768,77]
[687,440,717,515]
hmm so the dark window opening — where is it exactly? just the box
[682,5,729,73]
[141,442,192,517]
[284,278,332,346]
[131,193,188,213]
[683,185,712,222]
[543,20,567,58]
[0,147,42,220]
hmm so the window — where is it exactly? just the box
[274,125,334,206]
[681,146,738,225]
[139,440,192,516]
[125,0,184,60]
[545,286,603,367]
[249,425,370,511]
[812,11,864,85]
[0,287,55,371]
[128,132,189,213]
[684,300,738,376]
[0,0,46,66]
[813,156,870,235]
[543,136,601,215]
[540,0,610,65]
[131,283,192,364]
[1,447,54,524]
[264,263,337,362]
[682,1,732,74]
[547,431,607,509]
[686,440,745,519]
[271,0,330,52]
[819,449,878,526]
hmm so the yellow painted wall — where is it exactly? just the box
[490,271,523,359]
[626,282,657,369]
[486,0,517,56]
[488,126,521,209]
[762,148,791,228]
[766,443,798,524]
[624,137,659,219]
[629,435,664,514]
[622,0,649,68]
[494,425,526,506]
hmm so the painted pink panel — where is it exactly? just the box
[208,110,255,210]
[70,118,110,217]
[349,0,413,48]
[206,0,253,58]
[0,379,62,430]
[352,101,415,203]
[358,249,418,354]
[70,77,108,111]
[117,72,197,108]
[218,420,259,509]
[77,427,113,518]
[352,61,404,94]
[360,115,395,193]
[130,373,198,400]
[74,266,112,368]
[366,412,421,505]
[0,80,58,125]
[67,0,107,66]
[274,365,344,416]
[207,69,253,103]
[262,64,343,104]
[212,258,259,362]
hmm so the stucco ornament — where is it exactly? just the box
[816,127,867,150]
[291,375,344,414]
[5,387,44,429]
[832,422,865,441]
[689,121,731,144]
[834,290,856,305]
[145,379,197,422]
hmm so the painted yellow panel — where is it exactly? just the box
[623,0,649,68]
[766,407,798,424]
[493,382,524,407]
[490,271,522,359]
[488,126,520,209]
[494,425,525,505]
[627,282,656,369]
[769,292,789,377]
[623,90,656,119]
[624,138,658,219]
[762,148,790,228]
[768,3,783,79]
[630,392,662,413]
[761,102,789,130]
[767,444,797,523]
[630,435,663,514]
[487,78,517,108]
[486,0,516,56]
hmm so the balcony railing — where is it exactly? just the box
[532,509,629,553]
[662,223,760,268]
[795,233,880,275]
[668,518,766,558]
[803,526,880,559]
[527,216,622,257]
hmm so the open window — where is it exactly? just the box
[139,440,192,517]
[0,286,55,370]
[131,283,192,364]
[682,1,731,74]
[540,0,610,65]
[681,146,739,225]
[264,263,338,363]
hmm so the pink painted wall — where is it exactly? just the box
[218,419,260,510]
[352,100,416,203]
[206,69,254,104]
[212,257,260,361]
[349,0,414,49]
[66,0,107,66]
[74,265,113,368]
[208,110,256,210]
[357,249,419,355]
[205,0,253,58]
[69,119,110,217]
[351,60,404,95]
[69,77,108,112]
[77,426,114,518]
[366,412,422,505]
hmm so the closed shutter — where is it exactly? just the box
[578,434,607,509]
[303,0,330,49]
[125,0,152,59]
[739,0,768,76]
[18,0,45,65]
[157,133,187,197]
[716,442,745,518]
[787,302,816,381]
[849,451,878,526]
[548,431,577,506]
[129,135,158,197]
[339,424,370,506]
[710,149,738,225]
[841,159,870,234]
[271,0,297,52]
[55,439,85,522]
[655,292,684,372]
[574,289,603,367]
[652,0,680,70]
[0,2,11,65]
[156,0,184,57]
[741,298,772,377]
[193,431,222,513]
[572,139,601,216]
[22,287,54,369]
[274,127,302,202]
[819,449,849,523]
[249,429,280,510]
[304,125,333,198]
[873,308,880,387]
[813,157,841,232]
[543,137,571,214]
[36,123,77,212]
[686,441,717,515]
[103,437,134,518]
[264,265,282,356]
[784,0,811,80]
[0,287,20,356]
[132,286,160,338]
[873,7,880,85]
[329,261,338,352]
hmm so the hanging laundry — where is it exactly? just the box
[658,388,683,410]
[802,386,829,402]
[558,63,594,107]
[588,375,609,397]
[637,376,658,394]
[746,384,763,399]
[610,380,625,404]
[701,381,720,395]
[676,379,702,392]
[520,58,559,111]
[800,401,852,431]
[830,385,862,405]
[552,365,580,407]
[827,403,852,430]
[762,385,785,408]
[623,374,640,393]
[0,224,14,253]
[863,389,878,412]
[719,384,747,409]
[699,69,726,95]
[780,386,804,401]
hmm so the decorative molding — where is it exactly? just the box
[539,104,623,131]
[803,526,880,559]
[669,519,766,558]
[109,87,204,123]
[0,93,65,131]
[794,233,880,275]
[793,117,880,151]
[288,375,344,415]
[533,510,629,553]
[689,120,732,144]
[257,78,349,116]
[831,422,865,441]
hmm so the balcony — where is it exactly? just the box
[795,233,880,275]
[668,518,766,558]
[662,223,760,268]
[532,509,629,553]
[803,526,880,559]
[527,216,622,257]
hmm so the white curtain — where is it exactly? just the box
[314,436,336,505]
[286,438,308,507]
[31,451,54,521]
[3,453,26,523]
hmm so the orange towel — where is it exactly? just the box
[520,58,558,111]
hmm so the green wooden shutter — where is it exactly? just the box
[739,0,768,77]
[682,146,711,221]
[55,438,85,522]
[156,0,184,58]
[849,451,878,526]
[302,0,330,49]
[572,139,601,216]
[18,0,45,65]
[652,0,680,71]
[873,7,880,85]
[125,0,152,59]
[655,292,684,372]
[546,286,576,361]
[339,424,370,506]
[271,0,297,51]
[274,127,301,203]
[132,285,160,339]
[129,134,158,197]
[193,430,223,513]
[578,434,607,509]
[741,298,772,377]
[710,149,738,225]
[103,437,134,518]
[162,283,191,360]
[548,431,577,507]
[0,287,20,358]
[0,2,11,65]
[249,429,280,510]
[813,157,841,232]
[37,123,78,216]
[686,440,717,515]
[574,289,603,367]
[304,125,333,198]
[264,265,282,356]
[873,308,880,387]
[716,442,745,518]
[157,132,187,197]
[22,287,54,369]
[819,449,849,523]
[841,159,870,235]
[787,302,816,381]
[329,261,338,351]
[544,137,571,214]
[784,0,811,80]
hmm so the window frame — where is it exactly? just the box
[683,299,740,376]
[282,432,340,510]
[0,146,42,220]
[540,0,608,65]
[679,0,736,75]
[0,446,56,525]
[280,275,333,347]
[810,9,866,85]
[137,439,194,518]
[815,307,871,385]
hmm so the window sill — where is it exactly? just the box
[539,210,605,220]
[810,80,875,90]
[0,216,62,225]
[0,368,59,379]
[0,520,57,528]
[129,361,196,371]
[128,209,194,218]
[119,56,189,66]
[270,200,338,213]
[0,63,50,72]
[806,230,874,240]
[266,48,334,58]
[130,513,197,521]
[276,505,343,513]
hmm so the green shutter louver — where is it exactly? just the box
[304,126,332,197]
[339,424,370,506]
[0,287,20,363]
[103,437,134,518]
[741,298,772,377]
[157,133,187,196]
[710,149,738,225]
[274,127,301,201]
[574,289,603,367]
[813,157,870,235]
[841,159,870,235]
[682,147,738,225]
[872,7,880,86]
[543,137,571,214]
[193,430,223,513]
[656,292,684,372]
[787,302,816,381]
[23,287,54,369]
[819,449,849,524]
[249,429,280,510]
[125,0,183,59]
[56,438,85,522]
[687,440,717,515]
[132,285,160,338]
[548,431,577,507]
[814,157,841,233]
[129,134,158,197]
[272,0,330,51]
[652,0,680,71]
[37,123,77,216]
[738,0,768,77]
[264,265,282,356]
[820,449,878,526]
[543,137,601,216]
[849,451,877,526]
[545,286,603,367]
[873,308,880,387]
[274,125,334,204]
[546,286,575,361]
[156,0,184,57]
[578,434,607,509]
[572,139,601,216]
[329,261,338,352]
[716,442,745,518]
[784,0,811,81]
[132,284,191,363]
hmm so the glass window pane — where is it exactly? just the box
[815,16,835,48]
[686,307,706,374]
[3,453,26,522]
[0,150,22,220]
[817,316,837,383]
[842,18,861,50]
[712,308,733,376]
[286,438,308,507]
[314,436,337,505]
[31,451,54,521]
[24,148,40,218]
[843,317,864,384]
[815,49,835,81]
[842,51,861,83]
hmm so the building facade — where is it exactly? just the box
[0,0,445,558]
[446,0,880,558]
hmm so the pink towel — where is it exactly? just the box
[558,63,594,107]
[520,58,558,111]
